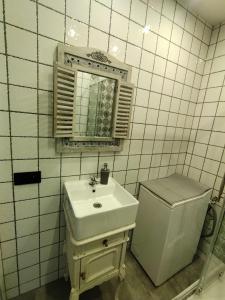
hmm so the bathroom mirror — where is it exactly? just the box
[54,44,134,152]
[74,71,117,138]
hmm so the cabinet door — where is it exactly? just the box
[80,245,121,289]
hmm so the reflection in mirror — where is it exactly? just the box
[74,71,117,137]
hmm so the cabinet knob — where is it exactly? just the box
[80,272,86,280]
[102,239,109,247]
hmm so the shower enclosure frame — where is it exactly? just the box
[173,191,225,299]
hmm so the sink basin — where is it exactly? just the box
[64,177,139,241]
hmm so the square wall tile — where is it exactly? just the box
[3,256,17,274]
[1,239,17,259]
[5,0,37,31]
[171,24,183,46]
[0,202,14,223]
[15,199,39,220]
[133,106,147,123]
[7,25,37,61]
[0,182,13,203]
[0,111,10,136]
[40,196,60,214]
[90,1,110,32]
[174,4,186,27]
[40,158,60,178]
[138,70,152,90]
[40,212,59,231]
[13,159,38,175]
[61,157,80,176]
[81,156,98,175]
[9,86,37,113]
[0,137,11,160]
[0,54,7,83]
[19,264,39,284]
[5,272,18,290]
[156,36,169,57]
[127,155,140,169]
[38,5,64,41]
[0,83,8,110]
[162,0,176,20]
[89,27,108,52]
[39,64,53,90]
[67,0,90,23]
[114,156,128,171]
[135,89,149,107]
[39,115,53,138]
[130,0,146,26]
[41,257,58,276]
[112,0,130,17]
[146,8,160,33]
[11,112,37,137]
[38,90,53,115]
[39,36,58,65]
[143,31,157,53]
[140,50,154,72]
[110,12,129,41]
[128,21,143,47]
[16,216,39,237]
[40,243,59,262]
[66,18,88,47]
[40,178,60,197]
[18,249,39,269]
[126,44,141,67]
[109,37,126,62]
[12,137,37,159]
[8,57,37,88]
[159,16,172,39]
[0,222,15,241]
[17,234,39,254]
[39,138,58,159]
[40,228,59,247]
[185,12,196,34]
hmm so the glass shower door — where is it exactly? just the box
[197,195,225,293]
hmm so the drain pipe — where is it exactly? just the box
[212,172,225,203]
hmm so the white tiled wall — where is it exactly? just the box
[0,0,215,298]
[183,23,225,202]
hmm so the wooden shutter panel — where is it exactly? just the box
[54,63,76,137]
[113,81,134,138]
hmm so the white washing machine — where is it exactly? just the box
[131,173,212,286]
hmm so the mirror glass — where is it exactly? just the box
[74,71,117,137]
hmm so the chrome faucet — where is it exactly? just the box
[89,176,98,192]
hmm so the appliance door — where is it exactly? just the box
[131,185,171,285]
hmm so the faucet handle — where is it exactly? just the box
[90,176,98,183]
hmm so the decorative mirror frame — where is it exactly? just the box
[54,44,134,153]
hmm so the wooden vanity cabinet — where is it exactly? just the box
[64,218,131,300]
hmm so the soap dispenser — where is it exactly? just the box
[100,163,110,185]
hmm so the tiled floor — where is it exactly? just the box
[12,252,204,300]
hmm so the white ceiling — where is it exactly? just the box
[178,0,225,25]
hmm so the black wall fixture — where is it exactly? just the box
[14,171,41,185]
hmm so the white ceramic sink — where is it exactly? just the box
[64,177,139,241]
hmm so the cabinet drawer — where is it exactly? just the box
[79,245,122,290]
[74,231,126,258]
